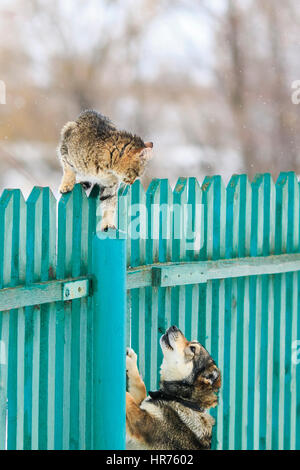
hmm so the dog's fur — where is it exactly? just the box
[57,110,153,230]
[126,326,221,450]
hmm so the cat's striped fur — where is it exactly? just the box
[57,110,153,230]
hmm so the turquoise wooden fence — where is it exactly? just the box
[0,172,300,450]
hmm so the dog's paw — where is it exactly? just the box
[59,182,75,194]
[126,347,137,362]
[126,348,138,376]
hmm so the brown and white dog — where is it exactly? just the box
[126,325,221,450]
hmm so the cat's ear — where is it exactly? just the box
[145,142,153,149]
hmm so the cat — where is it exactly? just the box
[57,109,153,231]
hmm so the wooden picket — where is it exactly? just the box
[0,174,299,450]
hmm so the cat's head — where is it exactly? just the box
[122,141,153,185]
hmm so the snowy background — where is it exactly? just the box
[1,0,300,198]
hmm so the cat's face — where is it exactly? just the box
[138,142,153,170]
[123,142,153,184]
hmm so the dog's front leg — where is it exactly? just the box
[126,348,147,405]
[126,392,155,445]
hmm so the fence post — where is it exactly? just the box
[92,230,126,450]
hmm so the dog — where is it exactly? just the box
[126,325,221,450]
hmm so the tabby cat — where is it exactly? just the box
[57,110,153,231]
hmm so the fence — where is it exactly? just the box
[0,172,300,450]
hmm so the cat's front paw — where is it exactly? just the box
[100,213,116,232]
[80,181,92,190]
[123,176,137,185]
[126,347,138,363]
[100,221,116,232]
[59,182,75,193]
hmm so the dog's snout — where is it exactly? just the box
[166,325,184,341]
[168,325,179,333]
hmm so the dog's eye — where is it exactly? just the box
[190,346,196,354]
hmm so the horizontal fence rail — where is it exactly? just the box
[0,172,300,450]
[127,253,300,289]
[0,277,90,311]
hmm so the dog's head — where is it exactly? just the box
[159,326,221,409]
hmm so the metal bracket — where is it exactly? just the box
[0,276,91,312]
[63,279,89,301]
[152,265,207,287]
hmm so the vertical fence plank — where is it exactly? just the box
[234,175,250,451]
[171,178,188,333]
[69,185,85,450]
[272,173,288,449]
[78,184,92,450]
[197,178,211,348]
[92,231,126,450]
[199,177,213,354]
[258,174,273,450]
[24,187,44,449]
[183,178,200,364]
[7,192,20,449]
[207,176,226,450]
[224,175,239,450]
[78,185,94,451]
[37,188,56,450]
[239,175,252,450]
[265,176,276,450]
[0,190,23,449]
[129,181,146,377]
[223,174,251,450]
[246,174,264,449]
[85,184,100,450]
[4,190,26,451]
[186,179,203,381]
[118,183,131,348]
[156,179,173,382]
[54,189,73,449]
[283,172,298,450]
[145,179,160,390]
